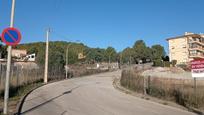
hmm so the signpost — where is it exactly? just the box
[1,0,21,114]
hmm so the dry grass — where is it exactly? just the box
[121,68,204,110]
[120,69,144,93]
[66,64,109,77]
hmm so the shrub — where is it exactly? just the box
[163,61,171,67]
[153,59,163,67]
[172,60,177,67]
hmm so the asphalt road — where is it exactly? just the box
[20,71,195,115]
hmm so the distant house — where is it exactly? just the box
[25,53,36,62]
[11,49,36,62]
[78,53,86,59]
[11,49,27,58]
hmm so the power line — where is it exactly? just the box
[52,30,81,43]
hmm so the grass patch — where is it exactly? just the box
[0,81,43,114]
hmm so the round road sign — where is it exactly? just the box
[1,27,21,46]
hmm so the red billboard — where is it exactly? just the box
[191,59,204,77]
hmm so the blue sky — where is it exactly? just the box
[1,0,204,52]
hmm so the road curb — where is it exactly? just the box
[14,83,45,115]
[14,79,67,115]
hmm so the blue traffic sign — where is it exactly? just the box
[1,27,21,46]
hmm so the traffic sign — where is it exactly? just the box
[1,27,21,46]
[191,59,204,77]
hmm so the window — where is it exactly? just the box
[189,50,197,56]
[189,43,198,48]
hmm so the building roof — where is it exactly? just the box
[12,49,27,52]
[166,34,202,41]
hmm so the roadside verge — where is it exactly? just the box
[113,75,204,115]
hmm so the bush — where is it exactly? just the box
[153,60,170,67]
[153,59,163,67]
[172,60,177,67]
[163,61,171,67]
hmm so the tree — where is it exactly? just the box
[121,47,134,64]
[151,44,165,61]
[132,40,150,63]
[162,56,169,61]
[85,48,106,63]
[0,37,7,58]
[105,47,117,63]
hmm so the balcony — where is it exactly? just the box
[188,38,204,46]
[189,47,204,52]
[189,42,204,52]
[189,53,204,58]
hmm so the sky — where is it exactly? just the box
[0,0,204,52]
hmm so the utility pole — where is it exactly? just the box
[109,55,111,65]
[4,0,15,114]
[119,52,122,69]
[108,50,113,69]
[44,28,50,84]
[65,45,69,79]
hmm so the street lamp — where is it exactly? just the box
[65,40,80,79]
[108,51,114,69]
[65,43,71,79]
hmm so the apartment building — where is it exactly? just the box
[167,32,204,64]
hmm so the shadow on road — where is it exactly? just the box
[17,85,81,115]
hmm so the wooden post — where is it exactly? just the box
[147,76,151,94]
[194,78,197,94]
[194,77,197,105]
[143,76,147,95]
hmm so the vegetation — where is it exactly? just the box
[172,60,177,67]
[0,37,7,59]
[11,41,118,66]
[0,39,167,67]
[121,40,166,64]
[15,41,87,66]
[121,69,204,110]
[0,81,43,114]
[121,69,144,93]
[120,47,134,64]
[151,44,165,61]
